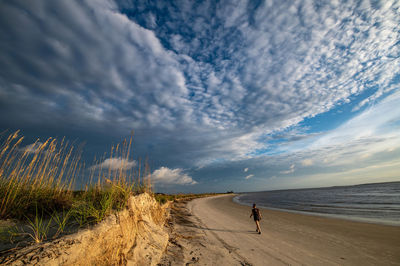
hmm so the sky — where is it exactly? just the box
[0,0,399,193]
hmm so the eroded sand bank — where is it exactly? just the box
[1,193,169,266]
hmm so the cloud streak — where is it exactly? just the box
[280,164,295,174]
[245,174,254,180]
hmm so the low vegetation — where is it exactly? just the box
[154,192,225,205]
[0,131,151,246]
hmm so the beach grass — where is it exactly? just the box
[0,131,152,245]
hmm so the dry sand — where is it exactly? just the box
[159,194,400,266]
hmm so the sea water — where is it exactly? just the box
[234,181,400,226]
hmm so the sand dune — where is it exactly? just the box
[1,193,169,266]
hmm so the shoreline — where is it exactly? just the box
[160,194,400,265]
[233,195,400,227]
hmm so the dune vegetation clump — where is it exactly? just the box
[0,131,153,246]
[154,192,224,205]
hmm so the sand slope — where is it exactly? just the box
[1,193,169,266]
[162,194,400,266]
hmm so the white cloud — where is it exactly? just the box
[21,142,43,154]
[244,168,248,172]
[146,12,157,29]
[301,159,313,166]
[280,164,295,174]
[151,167,197,185]
[91,157,137,171]
[245,174,254,180]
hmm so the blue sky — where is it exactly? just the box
[0,0,399,193]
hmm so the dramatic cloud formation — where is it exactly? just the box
[0,0,399,192]
[151,167,197,185]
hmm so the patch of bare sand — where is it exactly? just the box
[159,195,400,266]
[158,199,250,266]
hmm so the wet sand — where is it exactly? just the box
[160,194,400,266]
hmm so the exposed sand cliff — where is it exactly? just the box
[1,193,169,265]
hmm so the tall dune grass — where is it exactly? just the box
[0,131,152,243]
[0,131,79,219]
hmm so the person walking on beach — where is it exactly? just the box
[250,203,262,234]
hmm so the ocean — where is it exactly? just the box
[234,181,400,226]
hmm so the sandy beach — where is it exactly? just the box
[160,194,400,266]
